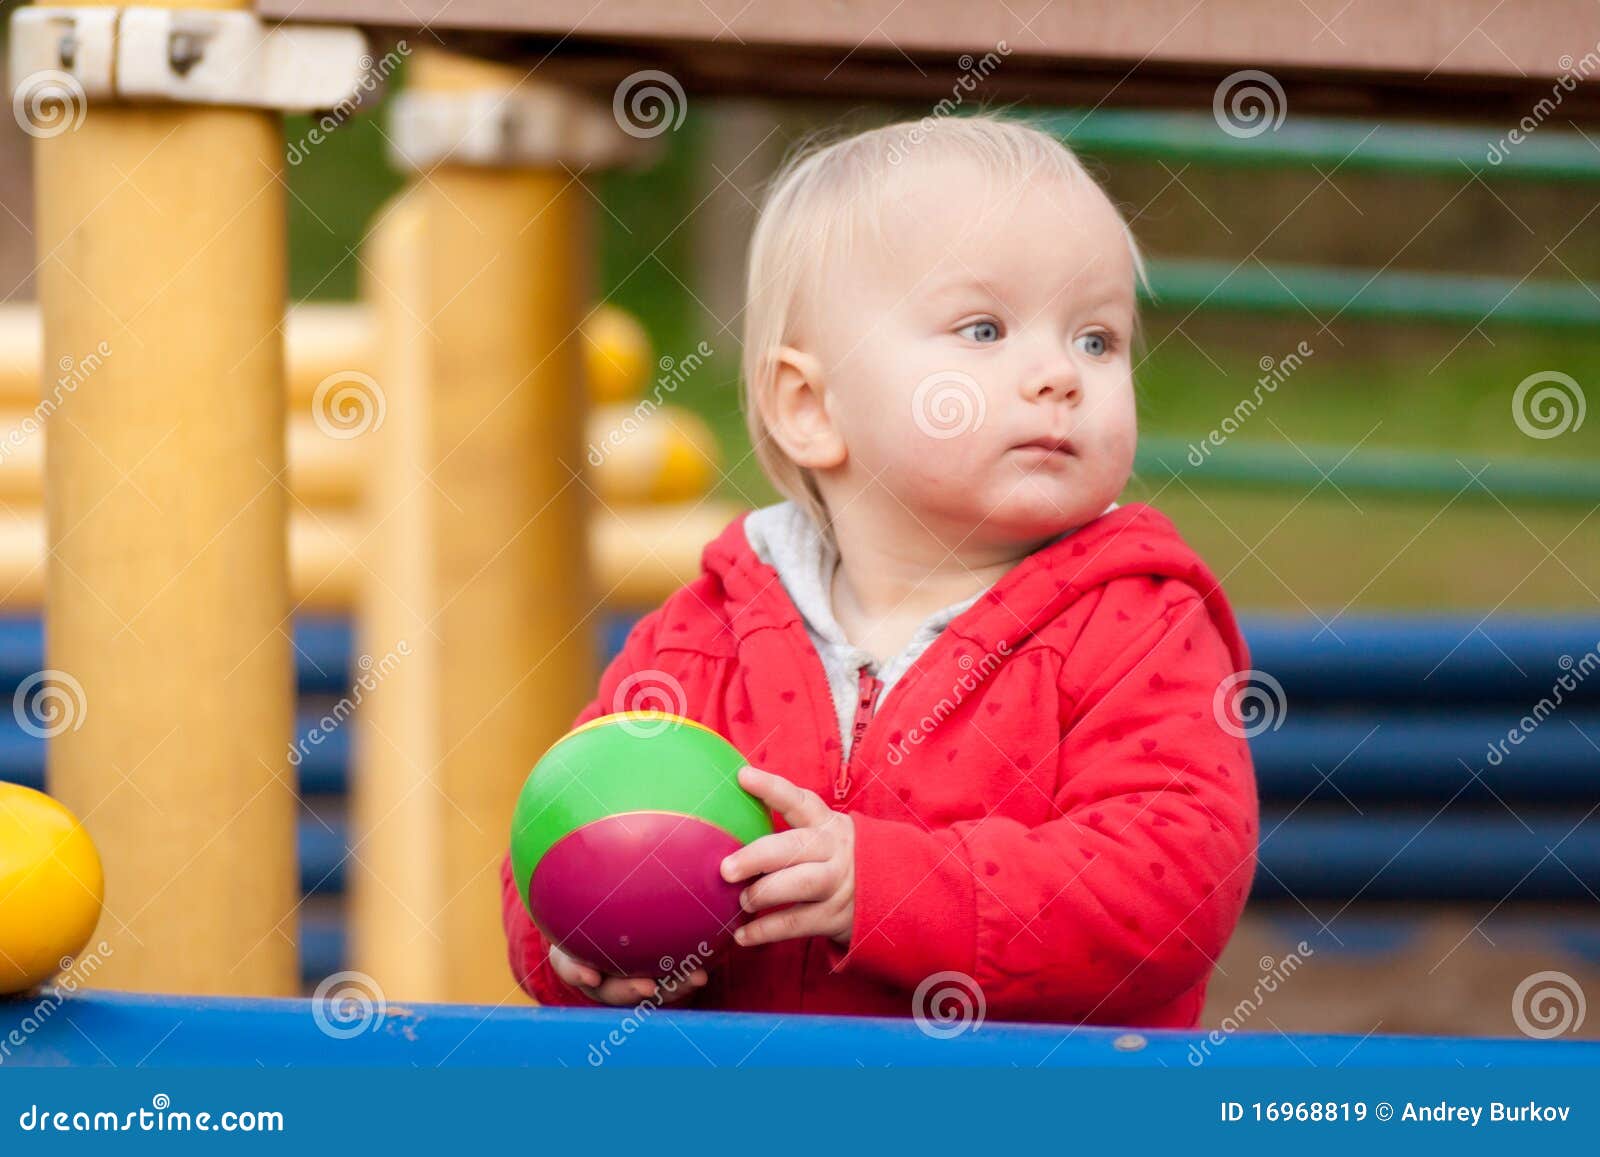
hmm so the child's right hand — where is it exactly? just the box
[547,945,708,1006]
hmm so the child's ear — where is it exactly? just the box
[763,346,847,470]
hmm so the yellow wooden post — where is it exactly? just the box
[30,0,297,993]
[349,49,634,1001]
[348,193,445,999]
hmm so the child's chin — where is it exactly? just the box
[982,489,1097,541]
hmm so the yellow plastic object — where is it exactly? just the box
[589,403,720,504]
[583,305,653,404]
[0,783,104,994]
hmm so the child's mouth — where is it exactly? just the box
[1010,436,1076,461]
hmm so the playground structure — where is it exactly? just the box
[0,301,731,607]
[0,0,1596,1057]
[0,206,737,1002]
[0,301,720,501]
[9,988,1600,1066]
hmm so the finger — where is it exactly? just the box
[741,861,836,913]
[737,766,829,830]
[584,976,657,1005]
[721,827,828,883]
[655,969,709,1004]
[549,946,601,989]
[734,901,831,948]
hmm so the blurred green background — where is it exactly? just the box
[283,77,1599,615]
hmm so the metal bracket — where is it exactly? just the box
[389,88,650,171]
[9,6,373,113]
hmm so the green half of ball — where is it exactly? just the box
[509,711,773,901]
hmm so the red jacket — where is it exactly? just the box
[501,501,1258,1028]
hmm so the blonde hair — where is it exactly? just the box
[739,112,1149,536]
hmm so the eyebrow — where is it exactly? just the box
[922,272,1000,302]
[1082,288,1138,313]
[922,271,1135,314]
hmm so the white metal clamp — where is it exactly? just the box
[9,6,374,114]
[388,87,650,171]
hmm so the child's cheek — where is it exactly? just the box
[900,434,984,501]
[1101,419,1138,474]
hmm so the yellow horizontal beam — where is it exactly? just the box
[1,301,659,409]
[0,405,718,507]
[0,501,740,611]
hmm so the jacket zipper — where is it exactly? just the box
[835,666,883,802]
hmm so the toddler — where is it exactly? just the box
[501,113,1258,1028]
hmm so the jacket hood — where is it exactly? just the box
[700,502,1250,675]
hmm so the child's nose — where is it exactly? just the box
[1024,361,1082,405]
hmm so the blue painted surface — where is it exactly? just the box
[1251,710,1600,801]
[299,912,343,981]
[12,701,1596,805]
[1,990,1595,1068]
[1252,811,1600,900]
[1240,614,1600,705]
[2,614,1595,705]
[0,710,348,796]
[0,614,353,696]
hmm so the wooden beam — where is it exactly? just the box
[253,0,1600,121]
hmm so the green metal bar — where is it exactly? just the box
[1038,109,1600,183]
[1142,258,1600,329]
[1136,437,1600,507]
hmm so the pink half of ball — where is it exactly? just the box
[527,811,746,977]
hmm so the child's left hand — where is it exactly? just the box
[720,766,856,949]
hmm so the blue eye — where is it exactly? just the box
[958,319,1002,343]
[1076,332,1111,357]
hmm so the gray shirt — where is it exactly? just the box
[743,500,1115,759]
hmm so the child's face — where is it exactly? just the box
[803,159,1138,546]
